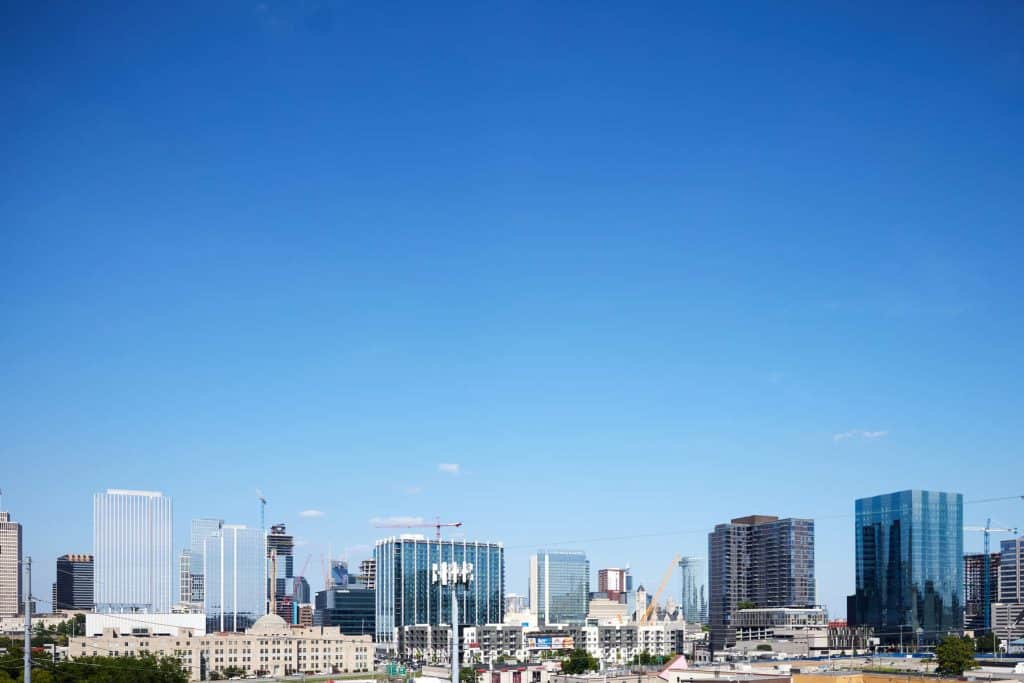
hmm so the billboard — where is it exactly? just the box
[526,635,574,650]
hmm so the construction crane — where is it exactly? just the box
[257,489,267,532]
[640,554,682,625]
[373,516,463,541]
[965,518,1020,630]
[268,548,278,615]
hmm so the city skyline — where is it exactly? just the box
[1,485,1020,623]
[4,0,1024,628]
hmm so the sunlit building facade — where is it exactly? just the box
[0,512,22,617]
[708,515,815,650]
[189,518,224,604]
[848,489,963,645]
[93,489,173,613]
[204,523,267,632]
[530,549,590,626]
[678,556,708,624]
[374,536,505,644]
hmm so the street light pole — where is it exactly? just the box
[432,560,474,683]
[23,556,31,683]
[452,586,459,683]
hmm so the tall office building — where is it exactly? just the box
[597,568,628,603]
[266,523,294,614]
[0,511,22,617]
[93,489,172,613]
[189,517,224,604]
[848,490,963,645]
[679,556,708,624]
[374,536,505,644]
[708,515,815,650]
[530,549,589,626]
[55,554,94,611]
[998,536,1024,603]
[204,524,267,632]
[964,552,1000,631]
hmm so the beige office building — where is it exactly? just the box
[0,512,22,617]
[70,613,372,681]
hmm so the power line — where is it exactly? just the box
[505,493,1023,551]
[27,594,206,633]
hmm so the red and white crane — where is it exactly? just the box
[374,516,463,541]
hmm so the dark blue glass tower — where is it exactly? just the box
[848,490,963,645]
[374,537,505,645]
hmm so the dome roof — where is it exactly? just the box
[249,613,289,633]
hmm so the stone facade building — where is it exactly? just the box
[69,613,372,681]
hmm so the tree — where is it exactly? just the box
[460,666,477,683]
[737,600,756,610]
[976,632,1000,654]
[633,651,654,665]
[19,670,53,683]
[935,636,977,676]
[561,649,599,675]
[756,644,772,652]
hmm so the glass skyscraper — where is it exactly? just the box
[189,517,224,603]
[203,523,267,632]
[374,536,505,644]
[93,489,173,613]
[678,556,708,624]
[530,549,589,626]
[848,490,963,645]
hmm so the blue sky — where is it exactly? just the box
[2,1,1023,617]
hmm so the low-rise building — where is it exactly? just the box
[466,624,527,664]
[991,603,1024,652]
[69,613,372,681]
[85,612,206,637]
[0,611,86,636]
[732,608,828,656]
[826,620,874,653]
[401,621,689,667]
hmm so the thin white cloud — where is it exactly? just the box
[404,486,423,495]
[834,429,889,442]
[370,515,426,526]
[300,509,325,518]
[438,463,460,475]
